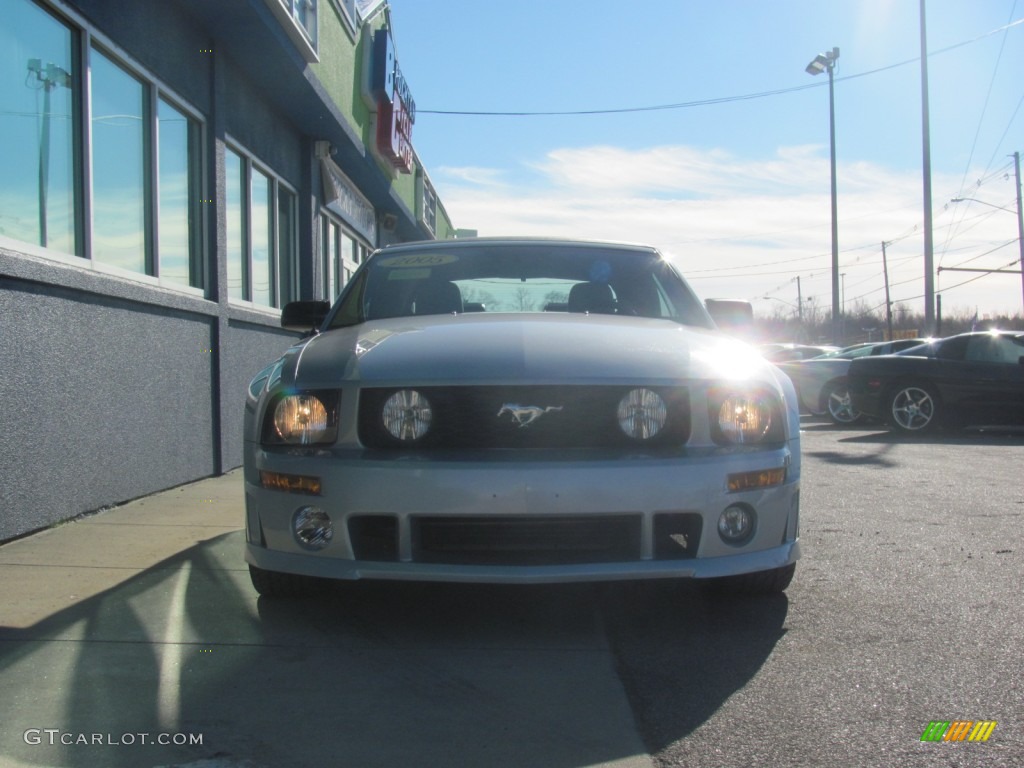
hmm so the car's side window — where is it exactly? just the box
[937,336,971,361]
[990,336,1024,364]
[963,336,1020,364]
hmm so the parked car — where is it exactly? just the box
[847,331,1024,434]
[759,343,840,363]
[777,339,929,425]
[244,238,801,597]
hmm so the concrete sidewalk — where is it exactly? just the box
[0,471,654,768]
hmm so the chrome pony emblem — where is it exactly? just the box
[497,404,563,428]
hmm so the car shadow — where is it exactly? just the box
[836,427,1024,447]
[0,533,788,768]
[597,580,789,753]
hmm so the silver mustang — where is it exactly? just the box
[243,239,801,596]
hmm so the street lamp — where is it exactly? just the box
[806,47,841,345]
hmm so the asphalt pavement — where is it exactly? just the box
[4,422,1023,768]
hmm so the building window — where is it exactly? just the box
[251,166,272,306]
[417,172,437,237]
[329,0,358,34]
[90,47,147,273]
[278,186,297,305]
[226,149,247,300]
[157,99,201,288]
[1,0,204,290]
[322,212,369,300]
[227,145,297,308]
[267,0,318,61]
[1,0,79,254]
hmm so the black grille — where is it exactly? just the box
[411,515,643,565]
[348,516,399,561]
[358,385,690,452]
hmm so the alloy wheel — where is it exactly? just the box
[889,385,937,432]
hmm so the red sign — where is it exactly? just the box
[376,93,413,173]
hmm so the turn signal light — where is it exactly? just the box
[260,470,322,495]
[727,467,786,492]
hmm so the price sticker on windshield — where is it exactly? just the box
[378,253,459,268]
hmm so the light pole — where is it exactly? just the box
[806,47,840,345]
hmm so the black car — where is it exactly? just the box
[776,338,929,425]
[847,331,1024,434]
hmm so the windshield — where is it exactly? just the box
[328,242,714,329]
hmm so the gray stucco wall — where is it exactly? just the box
[0,266,297,541]
[0,276,215,540]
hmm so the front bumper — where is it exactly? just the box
[243,444,800,585]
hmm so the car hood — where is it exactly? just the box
[288,314,776,387]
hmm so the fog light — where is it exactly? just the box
[382,389,432,441]
[293,506,333,550]
[617,388,668,440]
[718,504,755,544]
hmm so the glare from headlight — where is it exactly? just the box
[292,506,333,550]
[382,389,433,441]
[718,504,755,544]
[274,395,330,444]
[617,388,668,440]
[718,394,772,444]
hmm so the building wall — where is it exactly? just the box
[0,0,458,541]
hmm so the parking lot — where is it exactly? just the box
[1,417,1021,768]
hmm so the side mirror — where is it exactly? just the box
[705,299,754,333]
[281,300,330,333]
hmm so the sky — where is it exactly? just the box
[384,0,1024,323]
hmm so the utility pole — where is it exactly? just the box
[881,241,894,340]
[920,0,936,333]
[1014,151,1024,315]
[28,59,71,247]
[796,276,804,323]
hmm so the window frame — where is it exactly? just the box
[321,209,371,302]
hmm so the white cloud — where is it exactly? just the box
[433,143,1024,317]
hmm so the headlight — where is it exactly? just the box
[382,389,432,441]
[617,388,667,440]
[710,389,783,445]
[264,391,339,445]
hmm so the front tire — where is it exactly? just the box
[248,564,324,597]
[887,383,939,434]
[824,381,862,425]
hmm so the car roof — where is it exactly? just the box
[376,237,660,255]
